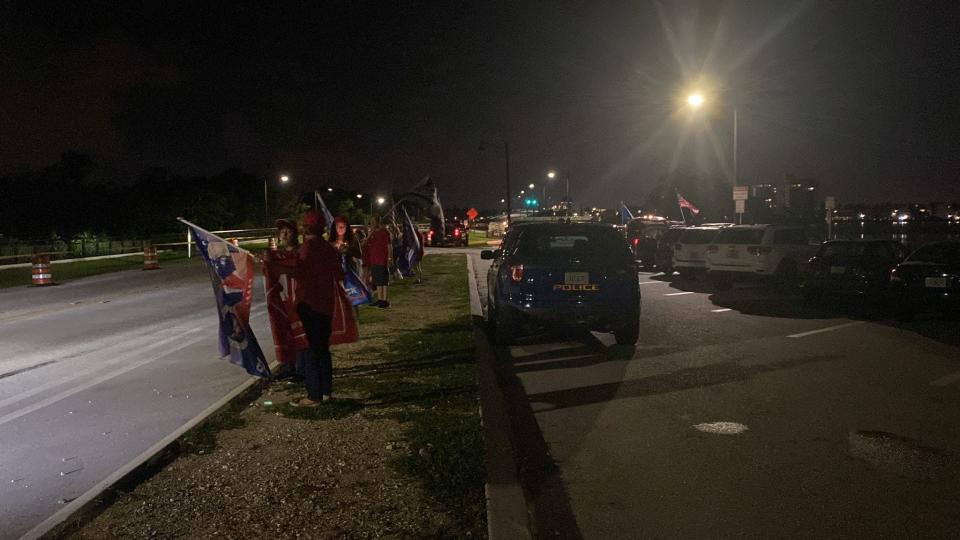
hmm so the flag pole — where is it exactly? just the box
[176,217,256,257]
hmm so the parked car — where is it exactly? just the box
[625,217,680,269]
[653,226,687,274]
[673,226,724,278]
[889,240,960,320]
[428,220,469,247]
[481,222,640,345]
[705,225,817,289]
[801,240,907,301]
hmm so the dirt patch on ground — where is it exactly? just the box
[64,254,485,539]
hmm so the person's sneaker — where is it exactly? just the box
[290,397,321,408]
[380,300,390,308]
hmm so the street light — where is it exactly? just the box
[264,174,290,228]
[371,195,386,214]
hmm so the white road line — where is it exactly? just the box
[930,370,960,387]
[639,281,667,285]
[787,321,866,339]
[711,308,732,313]
[664,291,694,296]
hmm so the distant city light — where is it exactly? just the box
[858,213,866,219]
[528,183,535,189]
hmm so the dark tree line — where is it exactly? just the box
[0,154,302,241]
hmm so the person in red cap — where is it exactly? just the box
[265,210,343,405]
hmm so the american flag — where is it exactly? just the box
[677,193,700,215]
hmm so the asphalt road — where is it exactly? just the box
[471,253,960,539]
[0,259,262,539]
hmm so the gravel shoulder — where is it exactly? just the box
[61,254,485,539]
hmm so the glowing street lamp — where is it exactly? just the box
[687,93,704,108]
[264,174,290,227]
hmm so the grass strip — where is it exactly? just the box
[263,254,486,536]
[0,251,190,289]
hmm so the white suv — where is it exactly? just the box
[705,225,818,288]
[673,226,723,278]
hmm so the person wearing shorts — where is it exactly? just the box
[363,214,392,308]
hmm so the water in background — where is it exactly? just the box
[833,221,960,252]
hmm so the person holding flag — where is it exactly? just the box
[330,215,373,308]
[262,218,309,381]
[263,210,344,406]
[394,206,422,280]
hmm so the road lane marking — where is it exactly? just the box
[930,370,960,387]
[787,321,866,338]
[711,308,732,313]
[664,291,694,296]
[639,281,667,285]
[693,421,749,435]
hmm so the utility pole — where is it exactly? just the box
[504,142,512,227]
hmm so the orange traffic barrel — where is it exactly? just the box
[31,255,54,286]
[143,245,160,270]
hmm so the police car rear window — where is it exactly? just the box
[516,229,629,258]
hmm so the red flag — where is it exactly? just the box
[330,284,359,345]
[677,193,700,214]
[262,251,309,364]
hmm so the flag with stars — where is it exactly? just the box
[182,219,270,378]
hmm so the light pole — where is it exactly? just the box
[264,174,290,227]
[479,142,513,227]
[687,93,737,185]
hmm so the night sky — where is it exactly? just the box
[2,1,958,208]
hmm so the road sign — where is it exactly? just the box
[824,196,836,210]
[733,186,749,201]
[735,200,746,214]
[466,207,478,220]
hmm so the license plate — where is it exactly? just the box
[830,266,846,275]
[564,272,589,284]
[925,277,947,288]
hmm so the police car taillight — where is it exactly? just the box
[631,238,639,247]
[509,264,524,283]
[453,228,461,237]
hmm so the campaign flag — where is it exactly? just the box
[395,206,421,278]
[182,219,270,378]
[620,202,635,224]
[401,176,445,236]
[677,192,701,214]
[314,191,336,231]
[330,284,359,346]
[262,251,309,365]
[342,259,373,306]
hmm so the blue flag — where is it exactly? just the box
[395,207,421,278]
[182,220,270,378]
[314,191,336,231]
[620,202,634,224]
[342,260,373,306]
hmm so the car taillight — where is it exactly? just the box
[747,246,772,256]
[706,245,718,253]
[509,264,524,283]
[453,228,461,237]
[631,238,639,247]
[428,230,434,240]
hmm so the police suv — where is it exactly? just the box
[481,222,640,346]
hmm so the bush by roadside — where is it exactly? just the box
[63,254,486,539]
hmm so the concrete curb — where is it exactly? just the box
[466,256,532,540]
[21,367,275,540]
